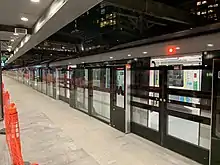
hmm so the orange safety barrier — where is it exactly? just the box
[5,103,24,165]
[3,91,10,109]
[2,84,38,165]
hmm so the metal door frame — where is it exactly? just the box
[210,59,220,165]
[110,66,126,132]
[131,65,210,165]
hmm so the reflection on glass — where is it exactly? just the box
[116,69,124,108]
[92,68,110,122]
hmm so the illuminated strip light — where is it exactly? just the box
[8,0,68,63]
[34,0,68,33]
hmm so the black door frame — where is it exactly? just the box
[131,65,210,165]
[210,59,220,165]
[110,66,126,132]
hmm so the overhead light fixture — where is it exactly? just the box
[11,39,14,42]
[143,52,148,54]
[14,33,19,36]
[81,62,85,64]
[50,54,53,56]
[8,46,12,48]
[134,58,138,61]
[31,0,40,3]
[207,43,214,47]
[21,17,28,22]
[7,49,11,52]
[128,54,131,57]
[110,57,113,59]
[176,47,180,50]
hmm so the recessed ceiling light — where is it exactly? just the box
[176,47,180,50]
[207,43,214,47]
[21,17,28,22]
[50,54,52,56]
[134,58,138,61]
[31,0,40,3]
[143,52,148,54]
[128,54,131,57]
[14,33,19,36]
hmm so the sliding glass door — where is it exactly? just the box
[91,68,111,122]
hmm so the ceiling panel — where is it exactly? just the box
[0,0,53,27]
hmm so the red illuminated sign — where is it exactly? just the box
[167,46,177,55]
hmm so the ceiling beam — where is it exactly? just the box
[105,0,195,25]
[0,24,32,34]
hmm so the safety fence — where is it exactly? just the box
[2,83,38,165]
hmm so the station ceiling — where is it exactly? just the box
[4,0,220,68]
[0,0,53,54]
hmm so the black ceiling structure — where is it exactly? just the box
[8,0,220,68]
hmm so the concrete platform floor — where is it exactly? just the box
[0,76,201,165]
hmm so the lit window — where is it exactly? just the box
[101,8,105,14]
[201,11,206,14]
[208,9,213,13]
[113,13,116,18]
[197,12,201,15]
[214,3,219,7]
[208,5,213,8]
[202,0,207,4]
[197,1,201,5]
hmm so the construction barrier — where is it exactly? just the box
[5,103,23,165]
[2,83,38,165]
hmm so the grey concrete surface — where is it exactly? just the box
[2,76,201,165]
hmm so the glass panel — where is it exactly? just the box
[42,70,47,94]
[168,115,199,145]
[168,69,202,90]
[37,69,42,91]
[59,70,65,97]
[132,97,159,131]
[34,70,38,89]
[66,70,70,98]
[92,68,110,122]
[47,70,54,97]
[199,124,210,149]
[75,69,89,112]
[168,69,211,118]
[132,106,159,131]
[116,69,124,108]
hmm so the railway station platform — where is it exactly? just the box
[0,76,201,165]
